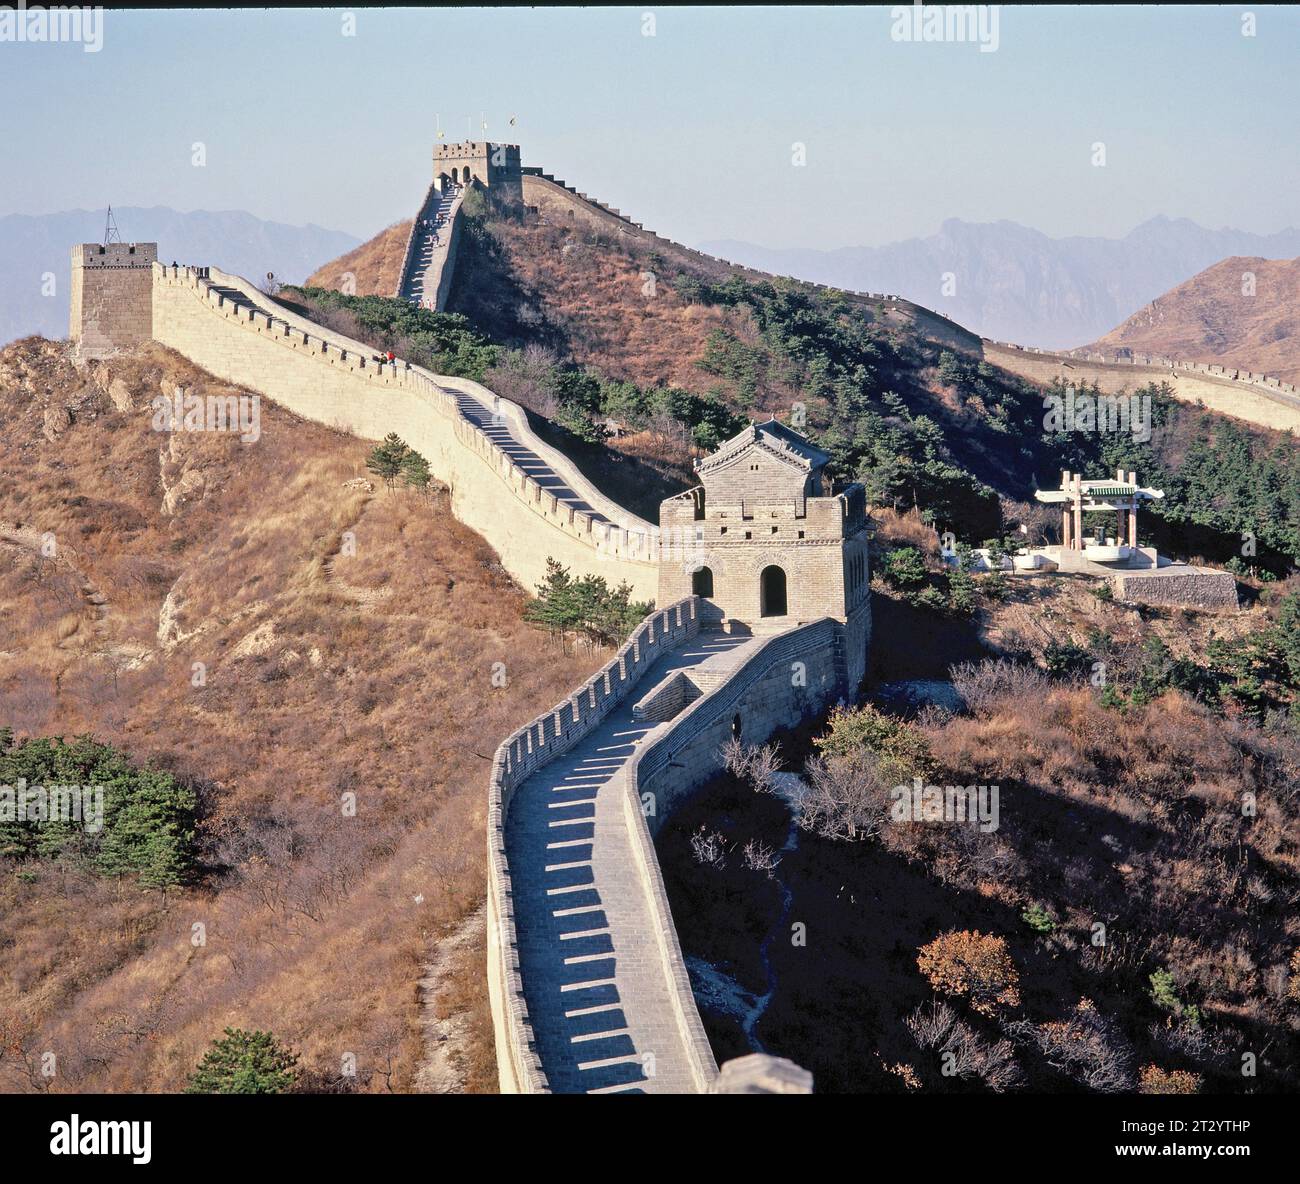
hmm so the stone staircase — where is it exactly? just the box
[504,627,761,1092]
[631,625,770,721]
[449,389,618,530]
[400,184,462,309]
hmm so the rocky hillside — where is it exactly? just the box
[305,219,412,299]
[1089,255,1300,384]
[0,335,602,1093]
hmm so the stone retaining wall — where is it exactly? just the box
[1113,569,1240,610]
[633,618,845,828]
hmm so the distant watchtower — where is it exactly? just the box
[434,141,522,201]
[658,420,871,685]
[69,240,158,360]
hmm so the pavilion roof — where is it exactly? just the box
[1035,481,1164,505]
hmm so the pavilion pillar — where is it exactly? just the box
[1072,473,1084,551]
[1062,508,1072,549]
[1128,471,1139,548]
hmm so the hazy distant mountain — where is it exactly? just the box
[1089,255,1300,384]
[0,207,360,346]
[699,217,1300,350]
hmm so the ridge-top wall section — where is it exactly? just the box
[982,341,1300,433]
[517,173,980,353]
[149,264,658,600]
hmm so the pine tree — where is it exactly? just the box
[185,1028,300,1094]
[365,433,412,489]
[400,449,432,494]
[525,559,579,648]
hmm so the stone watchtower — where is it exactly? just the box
[658,419,871,686]
[434,140,522,201]
[69,241,158,360]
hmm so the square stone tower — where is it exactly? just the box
[69,242,157,359]
[658,420,871,633]
[434,140,522,201]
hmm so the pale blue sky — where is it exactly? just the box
[3,5,1297,247]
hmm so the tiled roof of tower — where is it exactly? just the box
[696,418,830,475]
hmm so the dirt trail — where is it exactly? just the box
[319,490,397,613]
[413,902,487,1093]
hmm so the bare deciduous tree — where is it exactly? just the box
[1005,998,1135,1092]
[905,1000,1024,1092]
[741,837,780,878]
[794,750,892,842]
[722,737,782,795]
[949,658,1051,717]
[689,826,728,870]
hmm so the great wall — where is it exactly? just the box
[982,342,1300,434]
[65,139,1296,1095]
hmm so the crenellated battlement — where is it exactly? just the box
[984,337,1300,399]
[148,261,660,594]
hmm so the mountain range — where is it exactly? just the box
[699,217,1300,350]
[0,207,360,346]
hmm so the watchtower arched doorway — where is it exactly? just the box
[691,566,714,597]
[760,565,787,617]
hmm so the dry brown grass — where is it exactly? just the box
[872,507,942,556]
[0,336,603,1092]
[305,221,413,298]
[450,215,736,393]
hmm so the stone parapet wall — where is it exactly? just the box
[633,618,845,826]
[486,607,853,1095]
[395,178,440,299]
[150,262,658,598]
[486,597,701,1093]
[631,670,698,722]
[430,189,465,311]
[605,617,849,1093]
[396,184,466,312]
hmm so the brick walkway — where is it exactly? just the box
[505,628,759,1093]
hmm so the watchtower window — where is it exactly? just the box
[691,566,714,597]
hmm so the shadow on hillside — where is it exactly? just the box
[523,411,690,524]
[866,591,991,684]
[664,745,1299,1093]
[445,214,567,352]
